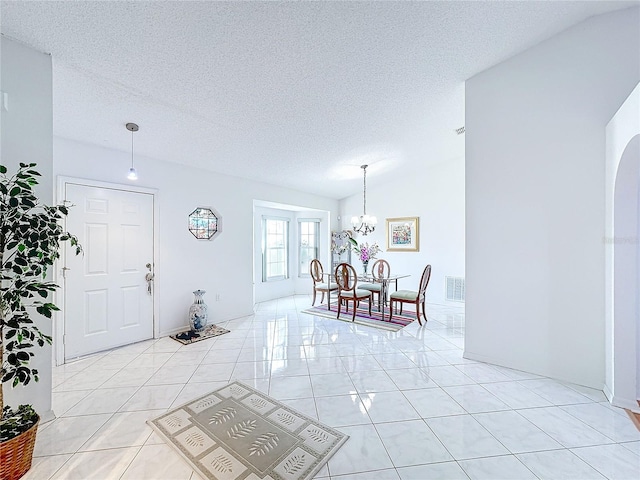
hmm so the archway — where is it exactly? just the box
[605,82,640,412]
[611,135,640,410]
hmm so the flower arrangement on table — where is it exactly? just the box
[349,238,380,273]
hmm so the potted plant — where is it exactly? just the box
[0,163,80,479]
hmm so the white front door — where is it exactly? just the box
[63,183,154,359]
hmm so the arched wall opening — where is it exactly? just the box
[612,135,640,409]
[605,82,640,411]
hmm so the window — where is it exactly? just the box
[262,217,289,281]
[299,219,320,277]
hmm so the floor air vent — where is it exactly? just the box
[445,276,465,302]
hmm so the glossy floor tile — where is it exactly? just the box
[24,295,639,480]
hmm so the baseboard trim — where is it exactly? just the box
[159,310,256,338]
[462,350,527,372]
[603,383,614,403]
[625,409,640,431]
[159,325,190,337]
[463,350,498,364]
[40,409,56,425]
[610,394,640,413]
[463,350,603,391]
[462,350,541,378]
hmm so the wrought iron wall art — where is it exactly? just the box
[188,207,219,239]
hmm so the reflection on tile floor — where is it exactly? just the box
[27,295,640,479]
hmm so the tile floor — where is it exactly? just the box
[26,295,640,479]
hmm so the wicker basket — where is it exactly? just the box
[0,418,39,480]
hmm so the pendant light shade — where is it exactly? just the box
[126,122,139,180]
[351,164,377,235]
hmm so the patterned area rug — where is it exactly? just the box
[148,381,348,480]
[170,324,230,345]
[301,302,415,331]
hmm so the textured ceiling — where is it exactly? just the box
[1,1,638,199]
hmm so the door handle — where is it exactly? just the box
[145,263,154,295]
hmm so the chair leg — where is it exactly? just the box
[352,300,357,322]
[312,289,317,306]
[368,295,372,316]
[422,301,428,323]
[337,297,342,319]
[399,302,403,315]
[389,300,394,320]
[321,292,325,304]
[416,302,422,326]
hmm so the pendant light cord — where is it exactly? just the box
[362,165,367,216]
[125,122,139,180]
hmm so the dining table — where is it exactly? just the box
[324,269,410,322]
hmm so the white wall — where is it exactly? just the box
[339,156,465,305]
[1,37,54,419]
[54,138,339,336]
[605,82,640,410]
[465,8,640,389]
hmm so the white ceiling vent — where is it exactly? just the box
[445,276,465,302]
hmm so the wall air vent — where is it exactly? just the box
[445,276,465,302]
[455,126,465,135]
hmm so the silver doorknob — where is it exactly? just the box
[145,263,154,295]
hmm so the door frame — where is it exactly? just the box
[55,176,160,366]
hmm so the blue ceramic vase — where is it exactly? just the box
[189,290,208,332]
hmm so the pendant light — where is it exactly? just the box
[126,122,139,180]
[351,164,377,235]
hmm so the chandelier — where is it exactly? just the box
[351,164,377,235]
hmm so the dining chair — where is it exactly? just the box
[389,264,431,325]
[310,259,338,310]
[335,262,373,321]
[359,258,391,309]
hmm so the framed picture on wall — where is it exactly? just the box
[386,217,419,252]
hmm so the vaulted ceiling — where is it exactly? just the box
[2,1,637,198]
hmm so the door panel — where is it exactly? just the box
[64,184,154,359]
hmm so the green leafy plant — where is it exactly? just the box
[1,404,38,442]
[0,163,80,441]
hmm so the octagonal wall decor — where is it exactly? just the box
[189,207,219,239]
